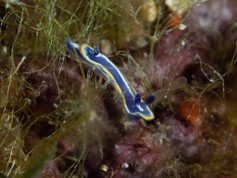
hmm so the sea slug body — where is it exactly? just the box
[66,38,155,121]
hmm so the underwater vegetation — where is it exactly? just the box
[0,0,237,177]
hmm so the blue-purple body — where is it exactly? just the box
[66,38,155,121]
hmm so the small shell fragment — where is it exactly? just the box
[165,0,194,15]
[121,162,129,169]
[138,1,158,23]
[100,164,109,172]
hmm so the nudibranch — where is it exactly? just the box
[66,38,155,121]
